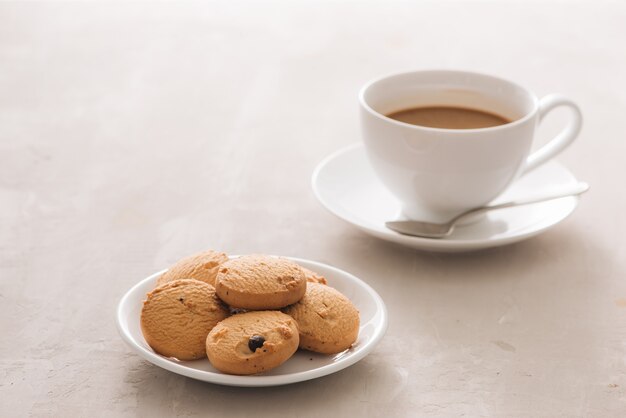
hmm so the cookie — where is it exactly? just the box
[282,282,359,354]
[301,267,327,285]
[156,249,228,288]
[206,311,299,375]
[141,279,230,360]
[215,255,306,310]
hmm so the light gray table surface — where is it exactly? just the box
[2,1,625,416]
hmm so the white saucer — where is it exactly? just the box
[312,144,582,252]
[116,256,388,387]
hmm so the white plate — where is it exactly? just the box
[116,256,388,387]
[312,144,582,252]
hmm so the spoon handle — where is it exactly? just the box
[453,182,590,223]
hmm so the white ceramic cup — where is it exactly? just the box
[359,70,582,223]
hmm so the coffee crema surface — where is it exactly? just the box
[386,106,511,129]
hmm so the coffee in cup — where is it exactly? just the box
[359,70,582,223]
[386,105,511,129]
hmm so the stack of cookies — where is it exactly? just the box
[140,250,360,375]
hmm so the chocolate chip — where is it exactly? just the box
[178,297,184,303]
[248,335,265,352]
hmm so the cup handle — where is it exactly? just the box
[521,94,582,175]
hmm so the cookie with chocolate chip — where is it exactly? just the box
[215,255,306,310]
[140,279,229,360]
[206,311,299,375]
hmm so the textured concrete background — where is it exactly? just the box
[1,1,625,416]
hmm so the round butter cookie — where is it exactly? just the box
[141,279,229,360]
[206,311,299,375]
[156,249,228,288]
[215,255,306,310]
[282,282,359,354]
[301,267,327,285]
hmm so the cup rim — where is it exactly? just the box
[359,69,539,133]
